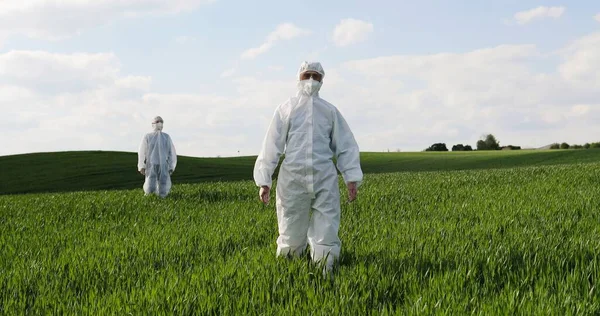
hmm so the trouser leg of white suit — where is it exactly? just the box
[157,171,172,198]
[307,185,341,268]
[275,185,311,258]
[143,165,158,195]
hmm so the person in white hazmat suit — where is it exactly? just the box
[138,116,177,198]
[254,61,363,273]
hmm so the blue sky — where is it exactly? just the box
[2,1,600,156]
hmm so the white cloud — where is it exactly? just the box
[115,76,152,91]
[0,50,121,94]
[0,50,119,79]
[559,33,600,88]
[332,18,374,47]
[220,68,236,78]
[241,23,311,60]
[0,0,215,40]
[513,6,565,25]
[0,50,294,157]
[571,104,590,116]
[0,32,6,49]
[4,31,600,157]
[337,36,600,150]
[595,13,600,23]
[175,35,196,44]
[268,65,284,72]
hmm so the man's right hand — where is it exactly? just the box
[139,168,145,175]
[259,186,270,205]
[347,182,358,202]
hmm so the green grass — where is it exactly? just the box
[0,151,254,195]
[2,149,599,195]
[1,150,600,313]
[360,149,600,172]
[0,150,600,315]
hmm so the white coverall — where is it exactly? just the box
[254,62,363,267]
[138,123,177,198]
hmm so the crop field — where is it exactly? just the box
[2,149,599,195]
[1,151,600,314]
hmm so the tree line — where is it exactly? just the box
[425,134,600,152]
[425,134,511,151]
[549,142,600,150]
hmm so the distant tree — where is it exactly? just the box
[590,142,600,149]
[560,142,570,149]
[425,143,449,152]
[502,145,521,150]
[453,144,474,151]
[477,134,500,150]
[476,140,487,150]
[452,144,465,151]
[549,143,560,149]
[584,143,591,149]
[485,134,500,150]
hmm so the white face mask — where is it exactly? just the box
[298,78,322,96]
[152,122,163,131]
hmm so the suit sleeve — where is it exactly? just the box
[137,134,148,171]
[331,108,363,187]
[253,106,287,188]
[168,135,177,171]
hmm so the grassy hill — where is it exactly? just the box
[2,157,600,313]
[2,149,599,195]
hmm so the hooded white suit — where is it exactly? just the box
[254,62,363,267]
[138,117,177,198]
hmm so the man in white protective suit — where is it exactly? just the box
[138,116,177,198]
[253,61,363,274]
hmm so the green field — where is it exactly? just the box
[2,149,599,195]
[1,150,600,313]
